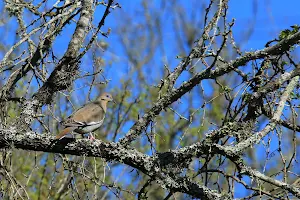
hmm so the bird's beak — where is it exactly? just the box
[112,99,116,104]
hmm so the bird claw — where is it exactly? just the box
[88,133,95,140]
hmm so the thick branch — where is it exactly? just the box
[33,0,94,105]
[0,129,229,199]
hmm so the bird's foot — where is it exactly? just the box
[88,133,95,140]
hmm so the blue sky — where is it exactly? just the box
[96,0,300,97]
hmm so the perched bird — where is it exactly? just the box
[56,93,114,140]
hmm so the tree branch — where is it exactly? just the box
[0,128,229,199]
[119,31,300,146]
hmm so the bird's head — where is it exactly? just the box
[99,92,115,103]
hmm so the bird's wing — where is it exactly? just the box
[62,103,105,127]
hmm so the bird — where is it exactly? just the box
[55,92,114,140]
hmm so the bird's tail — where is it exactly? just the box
[56,127,76,139]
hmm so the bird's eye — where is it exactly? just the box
[106,95,109,98]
